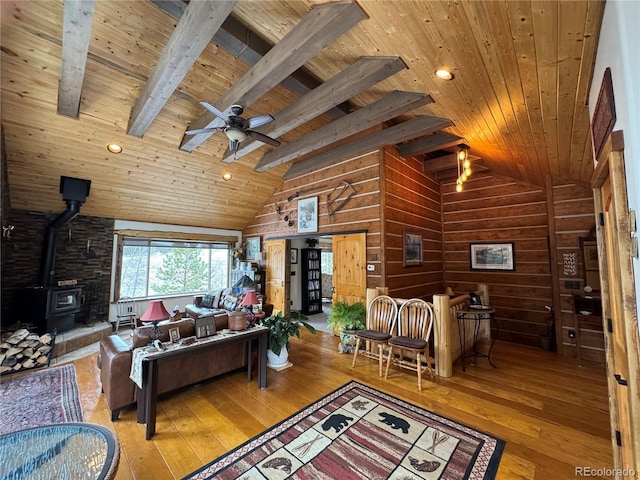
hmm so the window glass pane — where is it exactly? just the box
[150,247,208,295]
[120,245,149,297]
[210,249,229,290]
[321,251,333,274]
[119,238,230,299]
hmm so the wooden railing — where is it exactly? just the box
[365,284,489,378]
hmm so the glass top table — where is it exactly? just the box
[0,423,120,480]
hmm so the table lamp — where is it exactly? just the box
[140,300,170,343]
[232,274,256,295]
[240,289,259,322]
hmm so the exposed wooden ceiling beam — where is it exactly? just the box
[128,1,236,137]
[222,56,408,163]
[57,0,95,118]
[423,153,482,173]
[151,1,350,119]
[179,2,367,152]
[284,115,453,179]
[256,91,432,172]
[398,132,463,157]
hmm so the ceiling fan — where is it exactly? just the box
[186,102,281,152]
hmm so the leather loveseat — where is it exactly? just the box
[185,287,273,320]
[98,315,246,421]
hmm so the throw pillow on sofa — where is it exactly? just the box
[201,293,215,309]
[223,295,238,311]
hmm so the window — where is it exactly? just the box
[118,238,230,299]
[321,250,333,275]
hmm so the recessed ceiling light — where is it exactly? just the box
[222,172,232,181]
[107,143,122,154]
[435,69,454,80]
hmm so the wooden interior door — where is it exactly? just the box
[332,233,367,305]
[594,133,640,475]
[265,239,289,315]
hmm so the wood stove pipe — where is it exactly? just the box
[40,176,91,287]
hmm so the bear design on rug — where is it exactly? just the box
[322,413,354,433]
[378,412,410,434]
[262,457,292,474]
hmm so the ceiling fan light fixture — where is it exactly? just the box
[435,69,454,80]
[225,128,247,142]
[107,143,122,154]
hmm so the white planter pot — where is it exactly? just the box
[267,346,289,367]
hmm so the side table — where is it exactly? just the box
[457,306,498,372]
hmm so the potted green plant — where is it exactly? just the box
[327,301,366,353]
[259,311,316,366]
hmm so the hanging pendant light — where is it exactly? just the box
[456,144,471,193]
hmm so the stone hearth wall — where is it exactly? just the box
[1,209,114,326]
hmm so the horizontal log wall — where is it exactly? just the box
[382,147,443,299]
[549,176,602,361]
[243,150,383,288]
[441,172,552,347]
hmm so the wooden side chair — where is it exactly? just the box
[351,295,398,376]
[114,296,136,332]
[384,298,435,391]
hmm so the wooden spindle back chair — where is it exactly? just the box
[384,298,434,390]
[351,295,398,376]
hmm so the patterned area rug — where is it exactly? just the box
[184,381,505,480]
[0,364,83,435]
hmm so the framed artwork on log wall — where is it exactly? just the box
[470,242,515,271]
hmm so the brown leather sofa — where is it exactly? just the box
[98,315,247,421]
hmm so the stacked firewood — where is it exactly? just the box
[0,329,54,374]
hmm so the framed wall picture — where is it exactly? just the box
[246,236,260,261]
[297,197,318,233]
[403,230,423,266]
[168,327,180,343]
[583,242,599,271]
[291,248,298,264]
[470,242,515,271]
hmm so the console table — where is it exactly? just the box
[457,306,498,372]
[136,325,268,440]
[0,423,119,479]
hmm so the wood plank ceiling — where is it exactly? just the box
[0,0,605,230]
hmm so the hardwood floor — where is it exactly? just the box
[70,330,612,479]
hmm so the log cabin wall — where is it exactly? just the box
[243,150,384,288]
[441,172,553,348]
[381,147,443,299]
[547,176,602,361]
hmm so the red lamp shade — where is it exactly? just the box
[140,300,170,322]
[240,290,259,307]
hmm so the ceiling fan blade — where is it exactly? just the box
[246,130,281,147]
[247,114,274,129]
[185,127,223,136]
[200,102,230,123]
[228,139,240,151]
